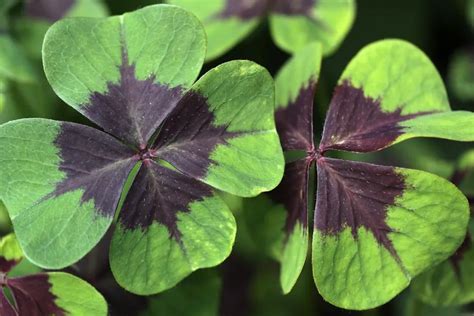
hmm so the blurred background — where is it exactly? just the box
[0,0,473,315]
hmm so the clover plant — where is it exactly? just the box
[0,233,107,315]
[166,0,355,60]
[273,40,474,309]
[0,4,284,296]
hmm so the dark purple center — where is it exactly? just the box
[306,148,324,163]
[137,147,157,163]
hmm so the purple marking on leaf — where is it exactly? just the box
[0,290,15,316]
[8,274,65,316]
[219,0,269,20]
[153,91,241,180]
[50,123,136,217]
[270,159,311,234]
[271,0,316,16]
[449,232,471,278]
[118,161,213,240]
[25,0,75,22]
[275,82,316,151]
[0,258,19,274]
[320,81,434,153]
[84,53,184,148]
[315,157,405,257]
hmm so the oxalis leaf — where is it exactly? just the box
[166,0,355,60]
[0,234,107,316]
[271,42,322,294]
[272,39,473,309]
[0,4,284,295]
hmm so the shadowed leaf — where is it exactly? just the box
[167,0,354,59]
[272,43,321,293]
[269,0,355,55]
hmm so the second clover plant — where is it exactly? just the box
[0,4,284,295]
[273,41,474,309]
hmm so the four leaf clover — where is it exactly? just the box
[0,4,283,295]
[273,40,474,309]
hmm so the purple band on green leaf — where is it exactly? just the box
[270,159,310,232]
[316,158,404,257]
[275,83,315,152]
[8,274,64,316]
[219,0,316,20]
[51,122,136,217]
[320,81,432,153]
[118,161,214,240]
[272,0,315,16]
[0,258,19,274]
[153,91,241,180]
[219,0,268,19]
[85,53,184,148]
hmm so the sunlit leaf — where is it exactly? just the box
[0,4,283,295]
[272,39,472,310]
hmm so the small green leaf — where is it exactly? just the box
[280,223,308,294]
[0,233,23,272]
[269,0,356,55]
[273,43,322,294]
